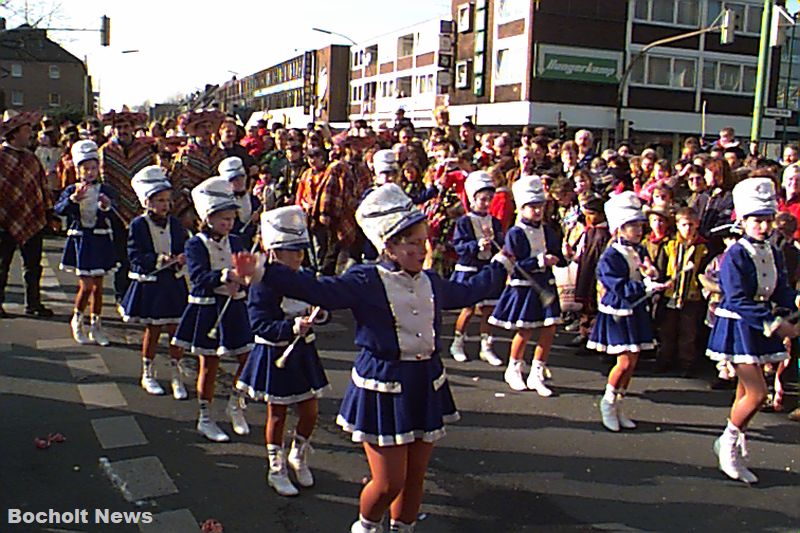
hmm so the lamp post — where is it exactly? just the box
[311,27,357,46]
[312,27,358,125]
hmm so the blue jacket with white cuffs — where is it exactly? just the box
[184,232,246,305]
[452,212,504,271]
[248,269,317,347]
[504,219,566,283]
[127,214,188,282]
[596,241,650,316]
[54,183,116,234]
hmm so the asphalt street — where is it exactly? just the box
[1,236,798,533]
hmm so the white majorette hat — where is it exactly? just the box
[733,177,777,219]
[465,171,495,202]
[191,177,238,221]
[605,191,646,233]
[260,206,310,251]
[132,165,172,207]
[71,139,98,166]
[356,183,427,252]
[219,156,246,181]
[373,149,398,175]
[512,174,546,207]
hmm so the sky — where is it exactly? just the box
[3,0,450,112]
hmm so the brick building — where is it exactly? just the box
[0,22,91,115]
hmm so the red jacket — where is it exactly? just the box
[779,196,800,240]
[490,187,514,232]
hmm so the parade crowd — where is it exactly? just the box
[1,104,799,532]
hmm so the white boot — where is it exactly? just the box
[714,421,757,483]
[287,434,314,487]
[70,311,90,344]
[267,444,299,496]
[350,515,384,533]
[170,360,187,400]
[226,393,250,435]
[479,334,502,366]
[449,332,468,362]
[600,385,620,432]
[526,362,553,397]
[389,519,415,532]
[88,315,110,346]
[140,358,164,395]
[504,359,527,391]
[616,392,637,429]
[197,400,230,442]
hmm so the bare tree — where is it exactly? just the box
[0,0,68,28]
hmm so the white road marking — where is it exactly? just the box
[66,353,110,378]
[91,416,148,449]
[138,509,199,533]
[77,382,128,409]
[37,338,80,350]
[99,456,178,502]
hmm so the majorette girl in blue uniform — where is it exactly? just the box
[237,183,513,533]
[587,192,668,433]
[449,170,505,366]
[171,177,255,443]
[489,175,565,397]
[706,178,799,484]
[55,140,118,347]
[236,205,330,497]
[219,156,261,251]
[121,166,190,400]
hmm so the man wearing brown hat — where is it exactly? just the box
[0,111,55,318]
[99,110,157,307]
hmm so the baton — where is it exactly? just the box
[488,238,556,307]
[208,240,260,339]
[275,306,321,368]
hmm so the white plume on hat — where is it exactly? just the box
[132,165,172,207]
[219,156,246,181]
[260,206,310,250]
[733,177,777,219]
[605,191,646,233]
[191,177,238,221]
[512,174,546,207]
[465,171,495,202]
[71,139,98,166]
[356,183,427,252]
[373,149,398,175]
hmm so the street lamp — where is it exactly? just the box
[311,27,357,46]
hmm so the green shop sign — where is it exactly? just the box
[539,52,619,84]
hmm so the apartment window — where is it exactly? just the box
[11,63,22,77]
[49,65,60,79]
[11,90,23,106]
[396,76,412,98]
[455,60,471,89]
[397,34,414,58]
[707,1,762,35]
[630,54,696,89]
[495,47,523,85]
[457,3,473,33]
[634,0,699,27]
[49,92,61,107]
[703,60,757,94]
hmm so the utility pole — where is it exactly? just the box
[751,0,773,145]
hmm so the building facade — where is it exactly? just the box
[0,22,91,116]
[214,45,350,128]
[448,0,781,151]
[348,18,456,129]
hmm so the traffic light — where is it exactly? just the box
[558,120,568,141]
[100,15,110,47]
[720,9,736,45]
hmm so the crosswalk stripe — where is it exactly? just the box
[99,456,178,502]
[37,338,80,350]
[77,383,127,409]
[138,509,199,533]
[66,353,110,377]
[91,416,148,449]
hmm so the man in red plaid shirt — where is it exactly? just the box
[0,111,54,318]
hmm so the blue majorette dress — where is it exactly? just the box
[232,192,261,251]
[450,212,505,306]
[587,240,656,354]
[236,271,330,404]
[706,237,795,365]
[489,219,564,329]
[171,231,253,356]
[262,259,508,446]
[54,183,119,276]
[120,213,189,325]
